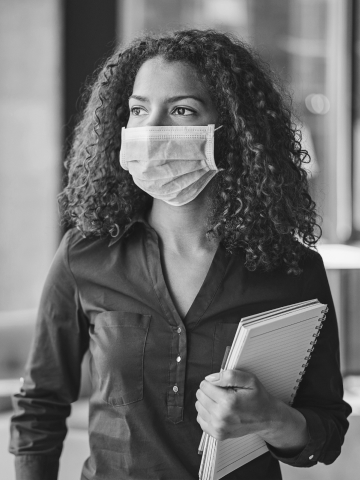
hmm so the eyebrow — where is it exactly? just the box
[129,94,206,104]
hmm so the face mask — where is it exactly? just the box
[119,124,222,206]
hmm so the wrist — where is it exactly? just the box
[260,397,284,440]
[259,400,309,453]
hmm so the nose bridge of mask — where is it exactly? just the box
[120,124,217,170]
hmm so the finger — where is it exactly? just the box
[196,386,218,411]
[196,409,229,441]
[199,379,236,404]
[196,409,221,439]
[195,399,212,424]
[205,369,256,389]
[196,411,212,435]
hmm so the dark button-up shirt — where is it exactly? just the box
[9,216,351,479]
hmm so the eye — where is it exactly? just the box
[130,106,147,116]
[172,107,195,116]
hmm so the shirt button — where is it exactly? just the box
[173,385,179,393]
[176,356,181,363]
[177,327,182,334]
[309,455,314,460]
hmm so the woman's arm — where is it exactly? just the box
[196,368,309,454]
[196,252,352,467]
[9,229,89,480]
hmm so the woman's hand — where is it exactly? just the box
[195,369,309,455]
[195,369,277,440]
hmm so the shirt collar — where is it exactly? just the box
[108,212,149,247]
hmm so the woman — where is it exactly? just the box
[10,29,351,480]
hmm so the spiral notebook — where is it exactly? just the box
[198,299,328,480]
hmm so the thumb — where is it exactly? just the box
[205,372,221,383]
[205,369,253,388]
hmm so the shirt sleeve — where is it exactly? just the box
[268,252,352,467]
[9,229,89,480]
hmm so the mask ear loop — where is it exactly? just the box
[210,125,225,172]
[109,223,120,238]
[214,125,225,172]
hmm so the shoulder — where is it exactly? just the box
[57,228,112,274]
[296,245,331,304]
[298,245,325,272]
[39,228,103,297]
[251,244,325,282]
[63,227,110,254]
[265,245,327,302]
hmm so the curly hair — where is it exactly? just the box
[58,29,321,274]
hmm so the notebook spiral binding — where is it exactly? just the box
[289,306,328,402]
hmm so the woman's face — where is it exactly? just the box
[127,57,218,128]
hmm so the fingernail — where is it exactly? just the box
[205,373,220,382]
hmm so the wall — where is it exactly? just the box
[0,0,62,312]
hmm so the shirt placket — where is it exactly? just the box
[144,228,188,424]
[167,324,187,424]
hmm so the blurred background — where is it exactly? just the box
[0,0,359,478]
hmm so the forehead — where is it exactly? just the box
[132,57,208,96]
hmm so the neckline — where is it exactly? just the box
[182,243,231,328]
[145,227,231,329]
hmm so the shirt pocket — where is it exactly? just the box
[92,311,151,407]
[212,322,239,373]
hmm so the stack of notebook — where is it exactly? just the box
[198,299,328,480]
